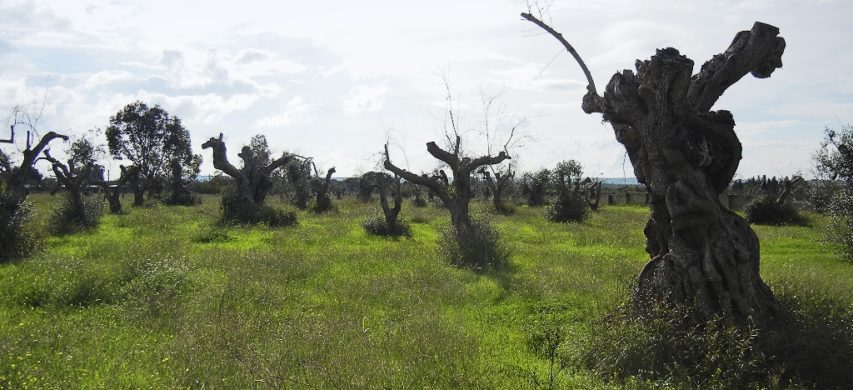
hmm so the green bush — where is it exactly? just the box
[220,187,297,227]
[50,193,105,235]
[826,186,853,261]
[121,255,190,320]
[412,196,427,208]
[0,199,42,262]
[257,205,298,227]
[545,191,589,223]
[362,212,410,237]
[164,190,201,206]
[439,214,508,270]
[192,225,230,243]
[745,197,806,226]
[564,287,853,389]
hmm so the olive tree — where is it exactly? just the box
[524,13,785,323]
[1,106,68,260]
[97,164,140,214]
[201,133,298,225]
[814,125,853,260]
[310,162,336,213]
[41,137,105,232]
[106,101,198,206]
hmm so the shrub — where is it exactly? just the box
[50,194,104,235]
[121,255,190,320]
[563,287,853,389]
[826,186,853,261]
[0,199,42,261]
[257,206,298,227]
[164,190,201,206]
[412,196,427,208]
[192,225,230,243]
[745,196,806,226]
[545,190,589,222]
[220,187,297,227]
[439,214,508,270]
[810,180,839,213]
[362,212,410,237]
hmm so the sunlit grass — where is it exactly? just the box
[0,194,849,388]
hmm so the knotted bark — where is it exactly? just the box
[524,13,784,324]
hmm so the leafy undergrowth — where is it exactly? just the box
[0,194,849,388]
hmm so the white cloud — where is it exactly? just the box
[2,0,852,178]
[255,96,311,128]
[343,83,388,115]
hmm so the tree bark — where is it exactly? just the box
[524,14,784,324]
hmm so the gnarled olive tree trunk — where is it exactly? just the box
[202,133,294,223]
[524,14,785,324]
[480,168,514,214]
[98,165,140,214]
[311,165,336,213]
[42,149,92,222]
[585,179,602,211]
[1,131,68,260]
[376,172,404,233]
[383,140,509,233]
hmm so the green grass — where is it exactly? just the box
[0,194,849,388]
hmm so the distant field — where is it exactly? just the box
[1,194,850,388]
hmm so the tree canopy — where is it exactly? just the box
[105,101,196,187]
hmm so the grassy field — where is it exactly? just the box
[0,194,850,388]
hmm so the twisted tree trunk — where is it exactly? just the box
[1,132,68,260]
[202,133,295,223]
[42,150,90,221]
[311,166,336,213]
[524,14,785,324]
[384,140,509,233]
[98,165,139,214]
[586,180,602,211]
[480,168,514,214]
[374,172,405,235]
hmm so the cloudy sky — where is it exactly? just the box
[2,0,851,179]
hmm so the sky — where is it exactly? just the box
[1,0,852,180]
